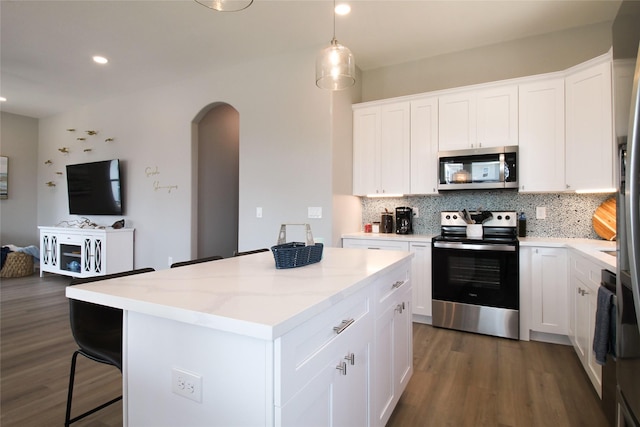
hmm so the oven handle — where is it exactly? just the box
[433,241,517,252]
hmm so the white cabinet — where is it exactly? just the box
[342,238,410,252]
[410,97,439,194]
[565,59,614,192]
[530,247,568,335]
[39,226,134,278]
[372,265,412,427]
[518,78,566,192]
[275,258,413,427]
[277,286,372,427]
[353,102,410,196]
[409,242,432,318]
[568,251,602,397]
[438,85,518,151]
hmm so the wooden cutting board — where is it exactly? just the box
[592,197,616,241]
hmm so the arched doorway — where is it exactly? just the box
[192,103,239,258]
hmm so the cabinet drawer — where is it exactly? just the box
[374,264,410,309]
[58,234,83,245]
[275,286,372,406]
[570,252,600,290]
[342,238,410,251]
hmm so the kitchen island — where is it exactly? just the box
[66,247,413,427]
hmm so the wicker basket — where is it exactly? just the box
[271,224,323,269]
[1,252,34,278]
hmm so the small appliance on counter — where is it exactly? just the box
[395,207,413,234]
[381,210,394,233]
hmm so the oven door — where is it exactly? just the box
[432,240,519,309]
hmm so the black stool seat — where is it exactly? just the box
[65,268,154,426]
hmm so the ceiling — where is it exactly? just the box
[0,0,622,119]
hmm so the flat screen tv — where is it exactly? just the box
[66,159,123,215]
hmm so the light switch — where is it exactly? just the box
[308,207,322,219]
[536,206,546,219]
[256,207,262,218]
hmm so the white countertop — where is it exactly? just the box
[342,233,617,271]
[519,237,616,271]
[342,232,437,242]
[66,247,412,341]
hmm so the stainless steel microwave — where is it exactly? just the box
[437,146,518,190]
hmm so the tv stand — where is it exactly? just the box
[38,226,134,278]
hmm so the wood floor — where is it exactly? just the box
[1,274,609,427]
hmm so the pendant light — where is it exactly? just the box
[315,1,355,90]
[194,0,253,12]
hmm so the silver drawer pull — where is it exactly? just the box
[395,302,406,314]
[391,280,404,289]
[345,352,355,365]
[336,361,347,375]
[333,318,355,335]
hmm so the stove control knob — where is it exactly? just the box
[446,214,451,220]
[451,215,456,220]
[505,215,511,220]
[497,215,503,220]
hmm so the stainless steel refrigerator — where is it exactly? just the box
[615,1,640,426]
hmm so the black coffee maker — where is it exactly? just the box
[395,207,413,234]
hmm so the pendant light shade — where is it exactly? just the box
[316,1,355,90]
[194,0,253,12]
[316,38,355,90]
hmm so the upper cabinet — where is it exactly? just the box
[410,97,438,195]
[353,102,410,196]
[438,85,518,151]
[565,60,614,192]
[352,51,616,196]
[518,77,566,192]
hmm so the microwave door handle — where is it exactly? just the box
[499,153,505,182]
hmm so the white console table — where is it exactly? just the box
[39,226,134,278]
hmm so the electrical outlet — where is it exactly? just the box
[413,207,419,218]
[256,207,262,218]
[536,206,547,219]
[172,368,202,403]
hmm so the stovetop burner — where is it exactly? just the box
[435,210,518,243]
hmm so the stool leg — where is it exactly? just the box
[65,351,80,427]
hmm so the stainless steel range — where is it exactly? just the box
[431,211,519,339]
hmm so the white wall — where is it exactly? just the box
[0,112,39,246]
[37,47,352,270]
[361,21,613,102]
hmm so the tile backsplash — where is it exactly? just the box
[361,191,615,239]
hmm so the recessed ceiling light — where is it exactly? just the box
[335,3,350,15]
[0,97,6,102]
[92,56,108,65]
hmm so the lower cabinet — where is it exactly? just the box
[372,265,413,427]
[276,258,413,427]
[409,242,432,318]
[277,301,371,427]
[343,237,432,322]
[568,251,602,397]
[530,247,568,335]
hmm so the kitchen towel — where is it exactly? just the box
[593,285,616,365]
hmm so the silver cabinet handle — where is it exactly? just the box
[395,302,406,314]
[333,318,355,335]
[336,361,347,375]
[391,280,404,289]
[345,352,355,365]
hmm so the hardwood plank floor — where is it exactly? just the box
[1,274,609,426]
[387,323,610,427]
[1,274,122,427]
